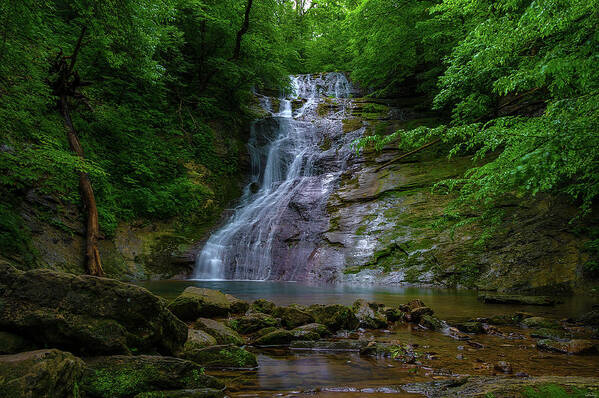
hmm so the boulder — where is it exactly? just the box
[192,318,244,346]
[455,321,485,334]
[306,304,359,331]
[0,349,84,398]
[536,339,598,355]
[182,344,257,369]
[383,307,405,322]
[352,299,388,329]
[229,312,279,334]
[419,315,444,331]
[253,329,294,346]
[273,306,314,329]
[0,265,186,356]
[0,331,35,354]
[530,328,571,341]
[522,317,561,329]
[409,306,434,322]
[135,389,224,398]
[184,329,218,351]
[250,299,276,315]
[478,293,557,306]
[81,355,224,398]
[168,287,248,321]
[292,323,331,338]
[290,340,368,351]
[577,310,599,326]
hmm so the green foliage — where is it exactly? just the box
[522,384,595,398]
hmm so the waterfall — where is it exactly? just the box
[194,73,353,280]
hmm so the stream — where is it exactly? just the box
[140,280,599,397]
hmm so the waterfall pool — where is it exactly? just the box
[138,280,599,397]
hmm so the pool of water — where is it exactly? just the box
[137,280,599,397]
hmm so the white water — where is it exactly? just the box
[193,73,353,280]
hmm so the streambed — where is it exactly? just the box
[140,280,599,397]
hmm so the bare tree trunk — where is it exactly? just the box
[231,0,253,60]
[51,26,104,277]
[59,94,104,277]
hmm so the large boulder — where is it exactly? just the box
[253,329,295,346]
[0,265,186,356]
[306,304,359,331]
[250,299,276,315]
[0,349,84,398]
[352,299,387,329]
[192,318,244,346]
[273,306,314,329]
[182,344,257,369]
[183,329,217,351]
[168,287,248,321]
[81,355,224,398]
[522,317,561,329]
[228,312,279,334]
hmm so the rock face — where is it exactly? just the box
[81,355,224,398]
[168,287,248,321]
[0,265,187,355]
[0,349,84,398]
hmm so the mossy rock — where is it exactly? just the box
[537,339,598,355]
[250,299,276,315]
[183,344,257,369]
[0,264,187,356]
[192,318,244,346]
[183,329,217,351]
[167,287,248,321]
[253,329,294,346]
[0,331,36,354]
[530,328,571,341]
[455,321,484,334]
[409,306,434,323]
[0,349,84,398]
[352,299,388,329]
[419,315,444,331]
[383,307,406,323]
[306,304,359,331]
[522,317,561,329]
[134,389,224,398]
[342,118,363,133]
[478,293,557,306]
[81,355,223,398]
[228,312,279,334]
[291,323,331,338]
[273,306,314,329]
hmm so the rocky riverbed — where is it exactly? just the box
[1,265,599,397]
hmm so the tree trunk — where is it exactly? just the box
[59,94,104,277]
[231,0,254,60]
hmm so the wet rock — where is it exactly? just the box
[273,305,314,328]
[478,293,557,306]
[134,389,224,398]
[455,322,485,334]
[409,306,434,322]
[577,310,599,326]
[536,339,598,355]
[0,349,84,398]
[251,326,278,340]
[290,340,368,351]
[192,318,244,346]
[306,304,359,331]
[184,329,218,351]
[168,287,248,321]
[228,312,279,334]
[352,299,388,329]
[406,299,426,310]
[383,307,405,322]
[522,317,560,329]
[81,355,224,397]
[530,328,571,341]
[250,299,276,315]
[447,327,471,341]
[253,329,294,346]
[0,265,187,356]
[493,361,513,374]
[402,376,599,397]
[182,344,257,369]
[291,329,320,341]
[0,331,35,354]
[419,315,444,331]
[291,323,331,338]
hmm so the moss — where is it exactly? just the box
[316,103,329,116]
[319,136,332,151]
[88,366,158,397]
[342,118,363,133]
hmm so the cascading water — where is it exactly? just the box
[194,73,356,280]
